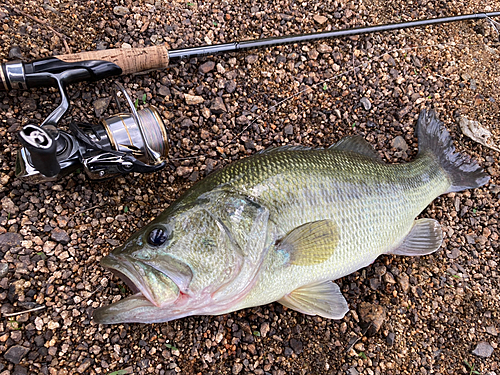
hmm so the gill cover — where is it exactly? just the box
[195,190,271,303]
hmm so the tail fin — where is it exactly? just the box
[417,109,490,193]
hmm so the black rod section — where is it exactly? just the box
[168,12,500,60]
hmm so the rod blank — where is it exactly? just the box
[168,12,500,60]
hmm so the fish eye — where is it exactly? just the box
[147,227,171,246]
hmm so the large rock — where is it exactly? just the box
[4,345,29,364]
[472,342,494,358]
[50,228,70,244]
[210,97,227,114]
[0,232,22,247]
[358,302,386,336]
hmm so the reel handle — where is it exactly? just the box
[18,124,61,177]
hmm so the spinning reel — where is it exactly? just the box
[2,58,169,183]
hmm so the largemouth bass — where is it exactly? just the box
[94,109,489,324]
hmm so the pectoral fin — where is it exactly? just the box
[389,218,443,256]
[278,281,349,319]
[276,220,339,266]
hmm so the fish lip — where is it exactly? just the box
[100,252,159,307]
[93,292,158,324]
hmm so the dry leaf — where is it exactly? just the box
[459,115,500,152]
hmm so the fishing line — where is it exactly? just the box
[486,15,500,33]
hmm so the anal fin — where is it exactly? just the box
[390,218,443,256]
[278,281,349,319]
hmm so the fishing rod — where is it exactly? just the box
[1,11,499,183]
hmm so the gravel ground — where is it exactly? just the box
[0,1,499,374]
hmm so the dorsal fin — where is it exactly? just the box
[329,136,382,160]
[257,145,314,155]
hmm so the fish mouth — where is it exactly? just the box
[108,268,141,294]
[93,253,180,324]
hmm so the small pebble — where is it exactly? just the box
[113,5,129,16]
[260,322,270,337]
[210,97,227,114]
[93,97,111,118]
[245,55,258,64]
[290,338,303,354]
[13,365,28,375]
[9,46,22,59]
[313,15,328,24]
[225,81,237,94]
[358,302,386,335]
[232,363,243,374]
[96,41,108,50]
[384,272,396,284]
[317,44,333,53]
[447,248,461,259]
[185,94,204,105]
[50,228,70,244]
[375,265,386,276]
[216,63,226,74]
[383,53,396,66]
[0,263,8,278]
[0,233,22,247]
[4,345,29,364]
[386,332,395,346]
[307,49,319,60]
[486,326,498,336]
[236,115,249,125]
[158,86,170,96]
[284,124,294,135]
[181,118,193,128]
[398,273,410,292]
[77,358,92,373]
[369,277,380,290]
[21,99,37,111]
[360,97,371,110]
[391,136,408,152]
[199,61,216,74]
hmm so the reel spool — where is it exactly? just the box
[99,107,169,164]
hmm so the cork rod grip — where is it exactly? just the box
[56,44,170,75]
